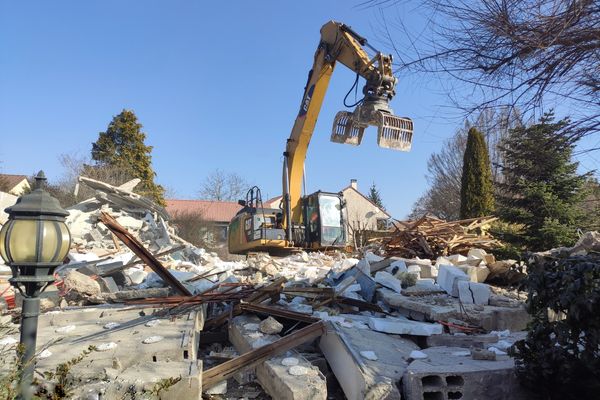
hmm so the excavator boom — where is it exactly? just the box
[228,21,413,255]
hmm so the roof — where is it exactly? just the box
[0,174,29,190]
[165,199,242,223]
[264,188,392,219]
[341,185,392,219]
[264,195,283,209]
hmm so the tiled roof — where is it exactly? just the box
[165,199,242,223]
[0,174,28,191]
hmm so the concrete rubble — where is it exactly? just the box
[3,178,576,399]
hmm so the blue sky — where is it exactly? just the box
[1,1,597,218]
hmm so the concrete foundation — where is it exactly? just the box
[228,315,326,400]
[4,304,205,399]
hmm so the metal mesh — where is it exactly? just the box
[376,112,413,151]
[330,111,365,146]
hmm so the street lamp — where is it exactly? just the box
[0,171,70,400]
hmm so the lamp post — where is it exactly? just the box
[0,171,71,400]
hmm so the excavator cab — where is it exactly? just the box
[302,191,345,249]
[229,189,346,255]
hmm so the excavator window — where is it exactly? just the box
[318,194,344,246]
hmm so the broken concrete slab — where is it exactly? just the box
[426,333,499,349]
[375,271,402,293]
[319,321,419,400]
[228,315,326,400]
[437,265,469,297]
[63,270,102,297]
[72,360,203,400]
[368,316,443,336]
[259,316,284,335]
[458,281,491,305]
[402,346,529,400]
[0,304,206,400]
[379,289,530,331]
[78,176,169,221]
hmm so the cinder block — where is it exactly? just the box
[402,346,529,400]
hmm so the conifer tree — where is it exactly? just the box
[460,127,494,218]
[497,113,588,250]
[91,110,165,205]
[367,183,385,210]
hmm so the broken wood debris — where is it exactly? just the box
[376,215,502,258]
[202,320,326,389]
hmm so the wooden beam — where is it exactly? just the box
[98,212,192,296]
[202,321,326,389]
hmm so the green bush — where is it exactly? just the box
[511,252,600,399]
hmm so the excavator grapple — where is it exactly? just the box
[376,112,413,151]
[331,111,365,146]
[331,110,413,151]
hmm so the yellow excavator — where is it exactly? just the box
[228,21,413,255]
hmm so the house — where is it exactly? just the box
[165,199,242,243]
[264,179,392,247]
[0,174,30,196]
[342,179,392,246]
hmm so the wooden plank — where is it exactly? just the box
[202,321,326,388]
[98,212,192,296]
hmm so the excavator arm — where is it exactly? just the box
[282,21,413,241]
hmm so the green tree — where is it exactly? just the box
[367,182,385,210]
[497,113,589,250]
[91,109,165,205]
[460,127,495,218]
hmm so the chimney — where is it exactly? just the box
[350,179,358,190]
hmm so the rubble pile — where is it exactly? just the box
[376,215,502,259]
[52,177,355,305]
[8,177,593,399]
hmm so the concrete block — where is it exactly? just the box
[98,276,119,293]
[426,334,499,349]
[375,271,402,293]
[437,265,469,297]
[402,346,529,400]
[389,260,408,274]
[458,281,491,305]
[320,322,418,400]
[416,264,437,278]
[63,270,102,296]
[368,317,443,336]
[229,315,326,400]
[378,288,530,331]
[445,254,467,265]
[467,248,487,260]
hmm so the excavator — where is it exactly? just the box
[228,21,413,255]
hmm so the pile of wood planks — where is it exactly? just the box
[373,215,501,259]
